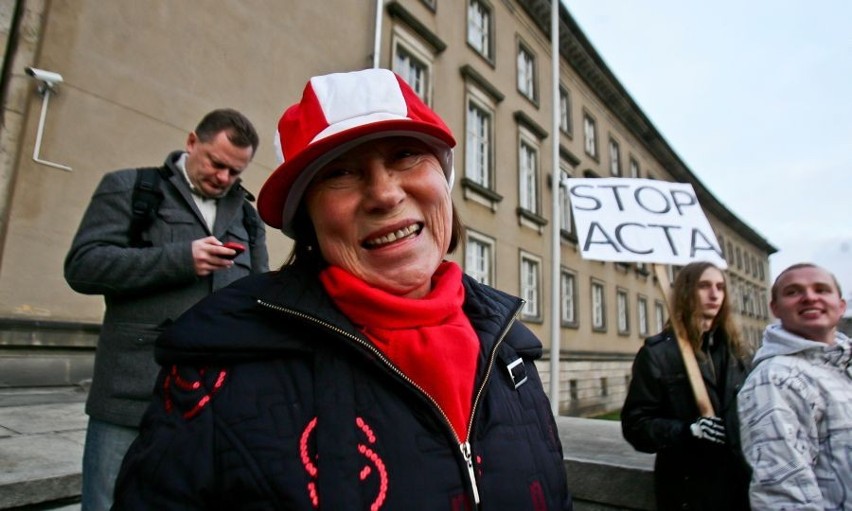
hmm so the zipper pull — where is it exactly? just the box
[460,441,481,505]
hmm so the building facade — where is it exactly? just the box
[0,0,775,415]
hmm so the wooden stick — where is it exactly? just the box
[653,264,715,417]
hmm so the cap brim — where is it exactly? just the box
[257,119,455,235]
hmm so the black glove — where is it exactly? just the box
[689,416,727,445]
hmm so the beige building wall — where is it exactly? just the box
[0,0,775,416]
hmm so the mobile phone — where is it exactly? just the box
[222,241,246,260]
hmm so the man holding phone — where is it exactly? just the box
[64,108,268,511]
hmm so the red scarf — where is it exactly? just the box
[319,261,479,440]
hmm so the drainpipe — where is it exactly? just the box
[0,0,25,119]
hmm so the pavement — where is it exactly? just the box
[0,386,654,510]
[0,386,86,510]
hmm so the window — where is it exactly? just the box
[569,379,578,400]
[583,113,597,158]
[467,0,492,60]
[561,269,578,326]
[391,27,434,104]
[559,86,572,134]
[744,251,751,274]
[465,231,494,285]
[591,280,606,331]
[629,157,640,178]
[520,252,541,320]
[519,137,539,213]
[637,296,649,336]
[517,44,536,101]
[727,242,734,266]
[735,246,742,269]
[394,47,428,101]
[654,300,665,333]
[746,285,755,316]
[617,289,629,334]
[600,377,609,397]
[608,138,621,176]
[465,99,493,188]
[559,167,573,235]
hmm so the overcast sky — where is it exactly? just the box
[563,0,852,305]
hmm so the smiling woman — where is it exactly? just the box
[305,137,453,298]
[111,68,573,510]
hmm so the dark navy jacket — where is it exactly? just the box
[113,267,572,510]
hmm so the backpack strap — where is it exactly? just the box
[129,165,259,249]
[128,167,166,248]
[241,199,260,248]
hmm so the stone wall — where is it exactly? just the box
[557,416,656,510]
[538,358,634,417]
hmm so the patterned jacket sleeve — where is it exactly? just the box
[737,363,824,511]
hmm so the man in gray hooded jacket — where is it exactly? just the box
[738,263,850,510]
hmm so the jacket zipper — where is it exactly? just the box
[257,298,524,507]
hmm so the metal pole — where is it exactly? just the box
[548,0,561,415]
[372,0,383,68]
[32,90,71,171]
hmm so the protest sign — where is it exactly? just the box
[565,178,726,269]
[566,177,722,416]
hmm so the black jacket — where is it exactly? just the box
[621,330,751,510]
[113,267,572,510]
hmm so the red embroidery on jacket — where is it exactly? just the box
[162,365,228,419]
[450,493,472,511]
[299,416,388,510]
[529,480,547,511]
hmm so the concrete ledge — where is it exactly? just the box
[557,416,656,510]
[0,401,86,509]
[0,351,94,387]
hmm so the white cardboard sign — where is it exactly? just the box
[565,178,727,268]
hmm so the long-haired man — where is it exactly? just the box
[622,261,752,510]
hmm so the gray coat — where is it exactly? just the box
[65,150,269,427]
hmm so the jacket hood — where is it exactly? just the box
[753,323,850,365]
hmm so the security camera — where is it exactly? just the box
[25,67,63,88]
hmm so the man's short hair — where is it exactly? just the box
[771,263,843,302]
[195,108,259,155]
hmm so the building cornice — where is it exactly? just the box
[386,1,447,53]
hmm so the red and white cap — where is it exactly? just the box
[257,68,456,237]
